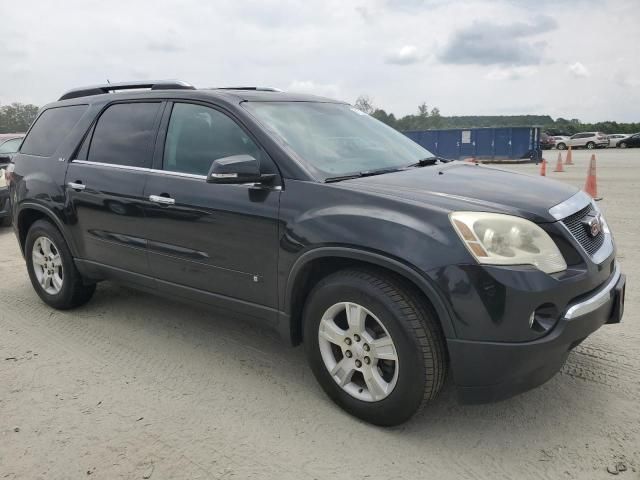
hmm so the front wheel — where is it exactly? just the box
[619,142,627,149]
[303,268,446,426]
[25,219,96,309]
[556,143,566,150]
[586,141,595,149]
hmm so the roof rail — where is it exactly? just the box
[58,80,196,101]
[214,86,282,92]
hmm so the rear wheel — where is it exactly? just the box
[25,220,95,309]
[556,143,566,150]
[586,141,595,149]
[619,142,627,149]
[303,268,446,426]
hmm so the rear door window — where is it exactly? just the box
[20,105,87,157]
[87,102,161,168]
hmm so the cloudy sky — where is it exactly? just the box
[1,0,638,122]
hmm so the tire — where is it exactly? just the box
[586,141,595,149]
[619,142,627,149]
[0,216,11,227]
[303,268,446,426]
[25,219,96,309]
[557,143,566,150]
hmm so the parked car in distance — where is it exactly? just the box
[7,80,626,425]
[0,134,25,160]
[607,134,629,147]
[552,136,570,147]
[540,133,556,150]
[615,133,640,149]
[556,132,609,150]
[0,134,25,227]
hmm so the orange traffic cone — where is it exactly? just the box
[554,152,564,172]
[540,158,547,176]
[565,146,574,165]
[584,154,601,200]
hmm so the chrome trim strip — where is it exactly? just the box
[564,265,620,319]
[71,160,207,179]
[549,191,592,220]
[153,170,207,180]
[72,159,151,173]
[70,160,281,188]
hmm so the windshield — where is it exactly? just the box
[243,102,434,179]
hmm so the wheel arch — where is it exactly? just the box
[283,247,457,345]
[16,203,78,258]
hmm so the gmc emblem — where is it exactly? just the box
[583,214,603,238]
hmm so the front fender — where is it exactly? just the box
[278,181,472,339]
[284,246,458,339]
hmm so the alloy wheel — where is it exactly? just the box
[32,236,64,295]
[317,302,399,402]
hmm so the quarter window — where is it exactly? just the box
[88,102,161,168]
[20,105,87,157]
[163,103,262,176]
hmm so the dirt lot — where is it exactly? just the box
[1,148,639,479]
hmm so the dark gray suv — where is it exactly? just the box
[6,81,625,425]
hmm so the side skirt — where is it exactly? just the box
[74,258,286,339]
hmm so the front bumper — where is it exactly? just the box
[448,265,625,403]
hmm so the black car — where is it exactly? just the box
[0,134,24,227]
[7,81,625,425]
[617,133,640,148]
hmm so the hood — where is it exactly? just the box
[341,162,578,223]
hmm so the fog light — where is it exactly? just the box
[529,304,559,334]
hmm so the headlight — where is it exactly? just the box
[450,212,567,274]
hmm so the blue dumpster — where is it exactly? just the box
[404,127,541,162]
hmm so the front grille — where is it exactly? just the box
[562,205,605,255]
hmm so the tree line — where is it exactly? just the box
[2,99,639,136]
[0,103,40,133]
[354,95,640,135]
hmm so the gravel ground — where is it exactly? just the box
[1,148,639,480]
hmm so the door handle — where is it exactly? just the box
[68,182,86,191]
[149,194,175,205]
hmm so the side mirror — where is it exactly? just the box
[0,155,11,164]
[206,154,275,185]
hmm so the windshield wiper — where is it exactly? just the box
[325,166,406,183]
[324,174,362,183]
[409,156,453,167]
